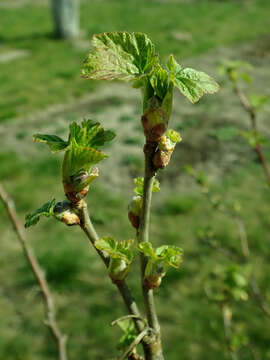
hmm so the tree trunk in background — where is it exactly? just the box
[51,0,80,39]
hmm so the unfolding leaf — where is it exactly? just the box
[62,142,107,182]
[81,32,158,81]
[168,55,219,103]
[69,119,115,149]
[150,66,171,100]
[134,177,160,196]
[116,319,137,351]
[167,129,182,143]
[95,237,133,264]
[25,199,56,228]
[33,134,69,153]
[155,245,183,268]
[137,242,156,260]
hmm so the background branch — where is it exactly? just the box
[233,83,270,186]
[0,184,68,360]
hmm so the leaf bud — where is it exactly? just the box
[141,107,168,142]
[63,167,99,203]
[109,258,130,282]
[128,196,142,229]
[153,149,172,169]
[53,200,80,226]
[143,274,163,289]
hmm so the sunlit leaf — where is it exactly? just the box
[81,32,158,81]
[69,119,115,148]
[25,199,56,228]
[168,55,220,103]
[33,134,69,153]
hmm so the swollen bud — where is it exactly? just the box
[153,131,181,170]
[109,258,130,282]
[63,167,99,203]
[53,200,80,226]
[144,274,163,290]
[141,105,168,142]
[128,196,142,229]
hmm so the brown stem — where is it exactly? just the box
[77,200,151,354]
[136,142,164,360]
[0,185,68,360]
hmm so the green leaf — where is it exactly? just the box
[168,55,219,103]
[167,129,182,143]
[69,119,115,149]
[167,55,177,73]
[134,177,160,196]
[62,142,107,182]
[25,199,56,228]
[81,32,158,81]
[95,237,133,264]
[155,245,183,268]
[33,134,69,153]
[116,319,137,351]
[150,66,171,100]
[137,242,156,260]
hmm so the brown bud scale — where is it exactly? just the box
[128,211,140,229]
[153,150,172,170]
[144,275,162,289]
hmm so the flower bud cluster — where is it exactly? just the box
[153,130,182,170]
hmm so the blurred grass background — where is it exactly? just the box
[0,0,270,359]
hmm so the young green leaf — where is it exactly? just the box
[116,319,137,352]
[137,242,157,259]
[95,237,134,264]
[69,119,115,148]
[168,55,220,103]
[33,134,69,153]
[134,177,160,196]
[62,142,107,183]
[150,65,171,100]
[81,32,158,81]
[155,245,183,268]
[167,129,182,144]
[25,199,56,228]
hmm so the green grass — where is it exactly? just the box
[1,0,270,120]
[1,145,270,359]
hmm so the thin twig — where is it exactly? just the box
[111,315,146,328]
[202,189,270,317]
[233,83,270,187]
[120,328,149,360]
[0,184,68,360]
[77,200,145,336]
[136,142,164,360]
